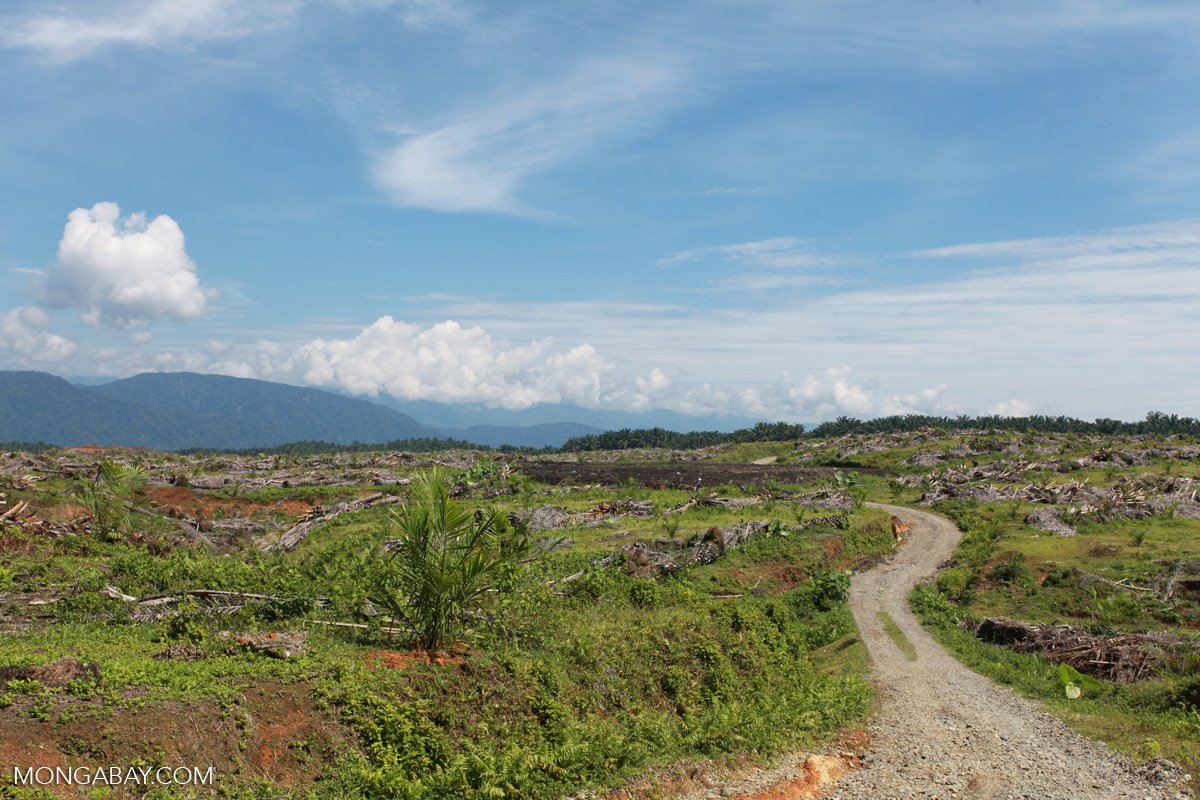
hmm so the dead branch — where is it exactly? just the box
[1073,569,1156,594]
[0,499,29,520]
[971,616,1199,683]
[266,492,403,552]
[304,619,408,637]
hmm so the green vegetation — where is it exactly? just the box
[902,486,1199,786]
[0,444,887,799]
[561,421,806,452]
[75,458,151,541]
[370,469,535,651]
[808,410,1200,437]
[877,611,917,661]
[4,426,1197,797]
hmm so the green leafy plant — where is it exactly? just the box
[371,468,535,651]
[76,459,150,541]
[1056,663,1103,698]
[808,569,851,611]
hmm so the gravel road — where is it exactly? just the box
[829,502,1191,800]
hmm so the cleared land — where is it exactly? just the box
[0,429,1197,798]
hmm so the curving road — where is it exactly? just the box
[829,503,1189,800]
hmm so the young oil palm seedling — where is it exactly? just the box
[371,468,534,652]
[76,458,151,541]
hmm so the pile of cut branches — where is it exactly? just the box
[969,616,1199,683]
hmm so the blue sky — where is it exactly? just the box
[2,0,1199,422]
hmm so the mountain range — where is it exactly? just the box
[0,371,752,450]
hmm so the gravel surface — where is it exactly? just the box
[829,503,1192,800]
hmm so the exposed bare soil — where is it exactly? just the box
[0,681,351,797]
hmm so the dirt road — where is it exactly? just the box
[830,503,1189,800]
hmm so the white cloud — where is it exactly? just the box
[1,0,299,61]
[291,316,613,409]
[991,399,1033,417]
[421,217,1200,420]
[909,218,1200,262]
[30,215,1200,422]
[658,237,842,270]
[1124,131,1200,199]
[614,367,950,422]
[42,202,215,329]
[0,306,77,361]
[371,55,682,214]
[656,237,847,294]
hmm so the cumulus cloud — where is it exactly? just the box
[991,399,1034,417]
[552,364,950,422]
[0,306,77,361]
[292,317,613,409]
[42,202,215,329]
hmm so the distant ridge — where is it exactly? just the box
[0,371,429,450]
[0,371,611,450]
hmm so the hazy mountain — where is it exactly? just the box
[88,372,429,448]
[0,371,430,450]
[374,396,757,432]
[0,371,767,450]
[0,371,171,447]
[0,372,610,449]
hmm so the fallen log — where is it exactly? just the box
[266,492,403,552]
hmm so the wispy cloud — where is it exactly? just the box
[34,212,1200,420]
[1123,130,1200,201]
[658,238,841,270]
[1,0,300,61]
[910,218,1200,262]
[370,54,682,215]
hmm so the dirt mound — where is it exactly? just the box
[364,648,465,669]
[0,657,99,688]
[0,681,351,794]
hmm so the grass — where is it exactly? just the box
[907,490,1200,792]
[5,431,1197,798]
[910,592,1200,793]
[876,611,917,661]
[1,456,885,799]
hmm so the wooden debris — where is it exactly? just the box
[102,585,319,621]
[221,630,307,659]
[0,657,100,687]
[603,515,847,578]
[969,616,1199,683]
[267,491,403,552]
[0,499,29,520]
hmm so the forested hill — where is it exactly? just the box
[0,371,601,450]
[0,371,428,450]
